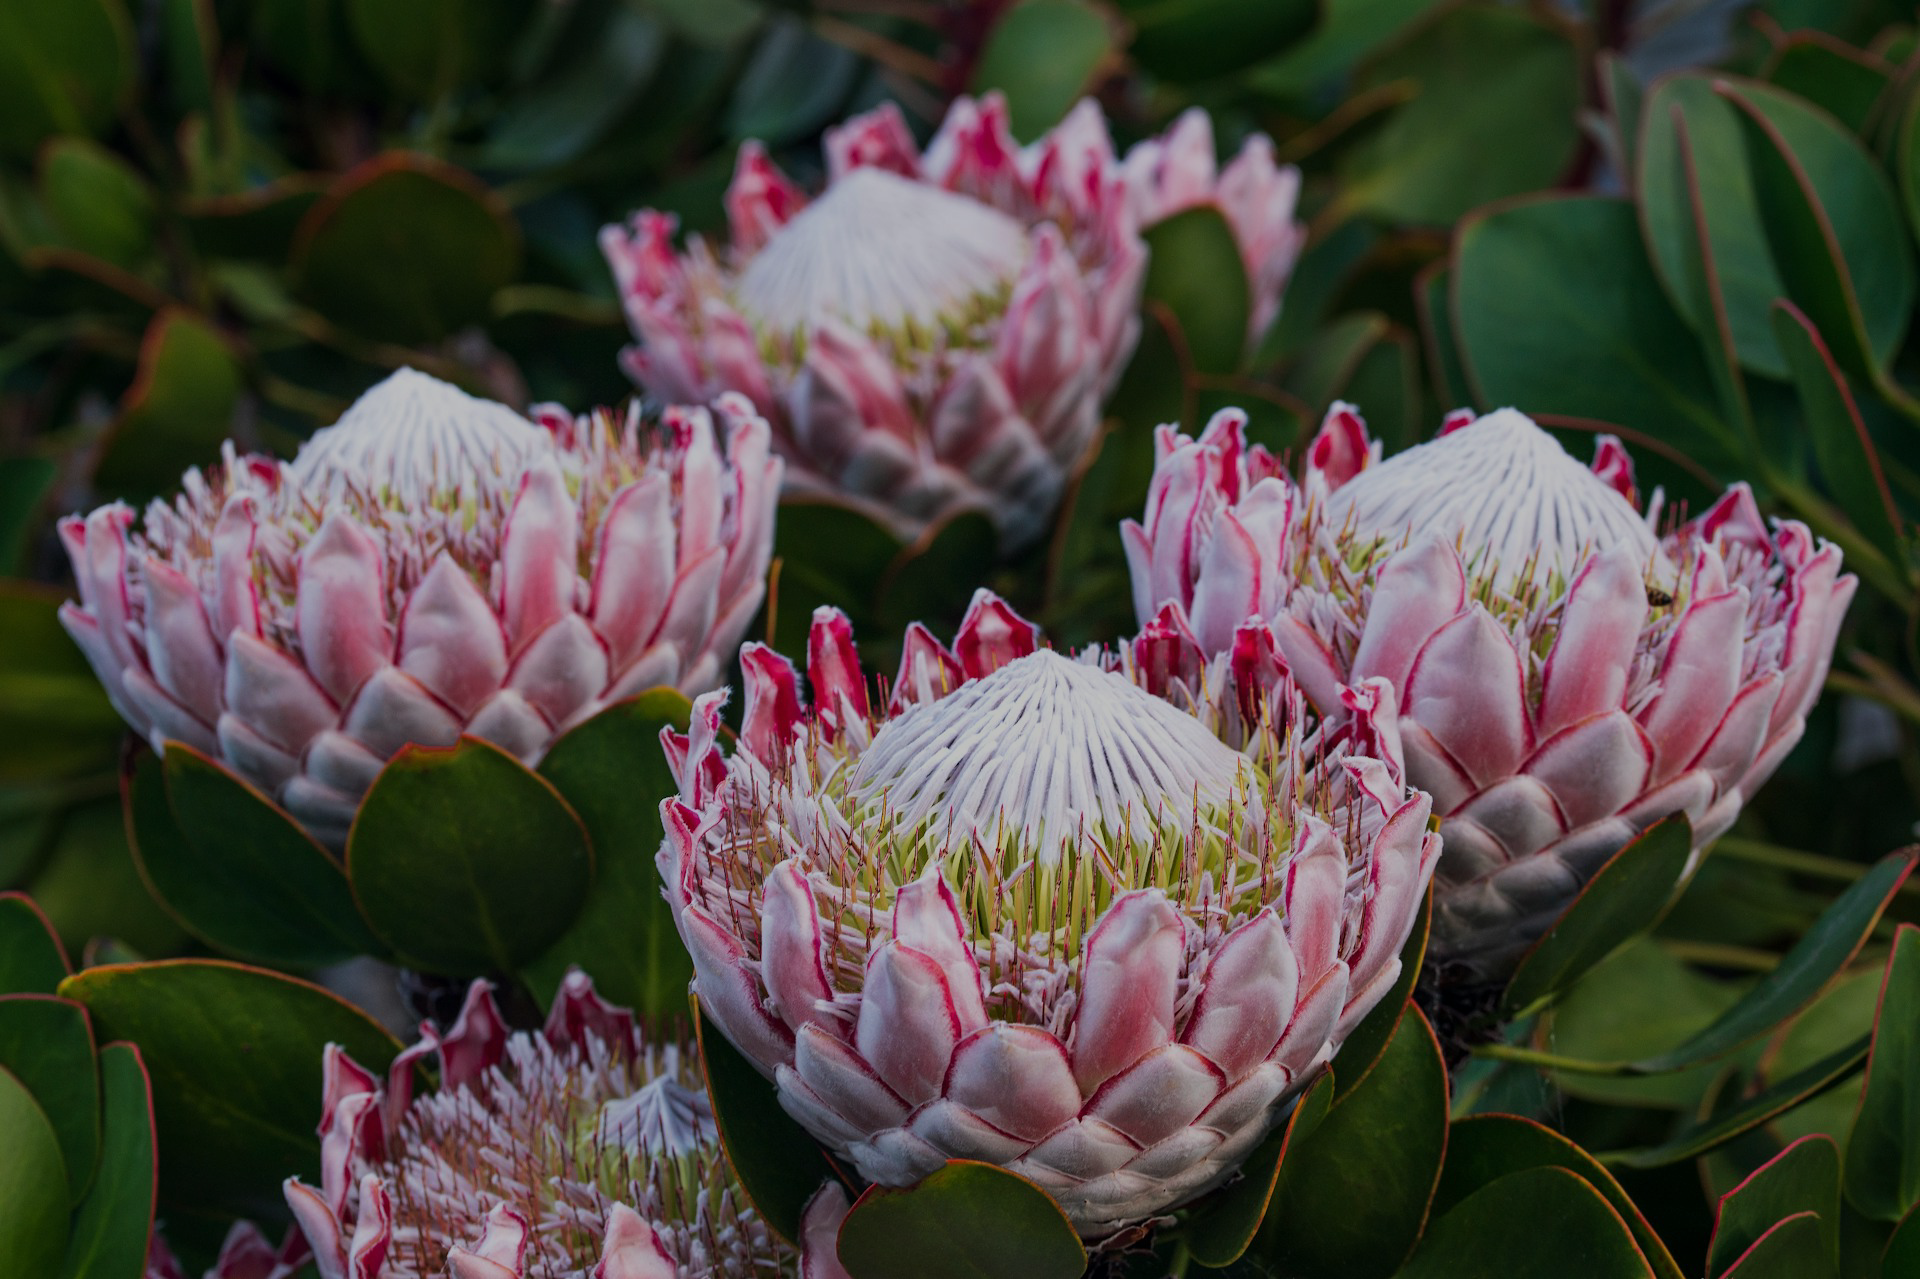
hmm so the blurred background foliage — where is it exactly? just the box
[6,0,1920,1271]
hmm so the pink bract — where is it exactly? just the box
[657,594,1439,1237]
[60,369,780,848]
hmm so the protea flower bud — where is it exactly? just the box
[59,368,781,847]
[1128,404,1856,982]
[601,96,1146,548]
[284,972,852,1279]
[1120,107,1305,346]
[658,595,1439,1238]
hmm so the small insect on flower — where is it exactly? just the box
[59,369,781,847]
[658,594,1439,1239]
[283,971,851,1279]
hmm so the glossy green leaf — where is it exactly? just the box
[1186,1070,1335,1269]
[770,500,908,656]
[93,310,242,501]
[1603,53,1643,181]
[483,8,663,167]
[1339,7,1580,226]
[1719,1211,1831,1278]
[0,995,98,1205]
[1416,263,1471,408]
[0,892,69,995]
[1502,815,1694,1016]
[39,138,154,272]
[1883,1203,1920,1277]
[1118,0,1315,83]
[971,0,1111,142]
[526,690,693,1018]
[1436,1115,1683,1279]
[1845,923,1920,1221]
[60,959,402,1218]
[1770,301,1904,563]
[0,1064,68,1277]
[293,155,520,345]
[1248,0,1447,98]
[724,16,858,147]
[1252,1009,1447,1278]
[1707,1135,1840,1277]
[694,1006,838,1247]
[59,1042,156,1279]
[345,0,534,99]
[0,0,135,159]
[1143,207,1251,376]
[1452,197,1731,467]
[1765,39,1889,135]
[836,1161,1087,1279]
[348,736,592,976]
[1606,1033,1867,1169]
[1399,1166,1652,1278]
[1334,887,1428,1100]
[25,798,190,963]
[127,746,383,968]
[1634,848,1912,1072]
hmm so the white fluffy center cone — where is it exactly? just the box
[734,167,1030,334]
[1326,408,1668,586]
[288,367,549,503]
[850,649,1248,866]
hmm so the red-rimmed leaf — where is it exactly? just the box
[1397,1166,1653,1278]
[0,994,97,1206]
[1185,1069,1336,1269]
[835,1161,1087,1279]
[1844,922,1920,1222]
[1707,1134,1840,1277]
[0,1062,69,1276]
[1334,886,1429,1100]
[59,1042,157,1279]
[0,891,70,995]
[1719,1211,1831,1277]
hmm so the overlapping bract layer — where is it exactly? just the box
[284,972,850,1279]
[602,95,1147,547]
[1126,405,1855,979]
[657,594,1438,1237]
[60,369,779,847]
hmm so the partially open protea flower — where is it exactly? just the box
[658,594,1438,1238]
[601,95,1145,548]
[1118,107,1305,348]
[1126,405,1855,982]
[59,368,780,846]
[284,972,851,1278]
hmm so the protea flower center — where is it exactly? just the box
[735,167,1029,338]
[1325,408,1665,586]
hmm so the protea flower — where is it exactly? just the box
[284,971,851,1278]
[657,594,1439,1238]
[1126,404,1855,982]
[147,1223,309,1279]
[601,95,1145,548]
[1118,107,1305,347]
[59,368,780,847]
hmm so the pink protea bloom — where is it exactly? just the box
[657,594,1439,1238]
[147,1223,311,1279]
[284,972,852,1279]
[1120,107,1306,348]
[1127,404,1855,981]
[59,368,780,847]
[601,96,1146,549]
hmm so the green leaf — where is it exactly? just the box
[59,1042,156,1279]
[1186,1070,1335,1269]
[1142,207,1251,377]
[1251,1009,1447,1278]
[348,736,593,976]
[1334,887,1428,1100]
[0,584,123,783]
[693,1005,839,1247]
[345,0,534,99]
[1396,1167,1654,1279]
[1452,196,1732,469]
[482,8,664,167]
[127,746,384,967]
[1770,301,1904,563]
[1845,923,1920,1222]
[94,309,242,502]
[1765,38,1890,135]
[0,455,55,574]
[1436,1115,1683,1279]
[836,1161,1087,1279]
[1117,0,1316,83]
[1502,815,1694,1016]
[1416,262,1470,409]
[1707,1135,1840,1277]
[971,0,1112,143]
[726,14,859,148]
[0,0,135,159]
[60,958,402,1219]
[0,1063,69,1277]
[38,138,154,272]
[25,798,190,963]
[180,179,327,262]
[1284,311,1389,414]
[1719,1211,1831,1278]
[293,154,520,345]
[161,0,216,114]
[1883,1203,1920,1278]
[525,690,694,1019]
[1338,6,1581,227]
[0,892,69,995]
[1247,0,1448,99]
[0,995,98,1205]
